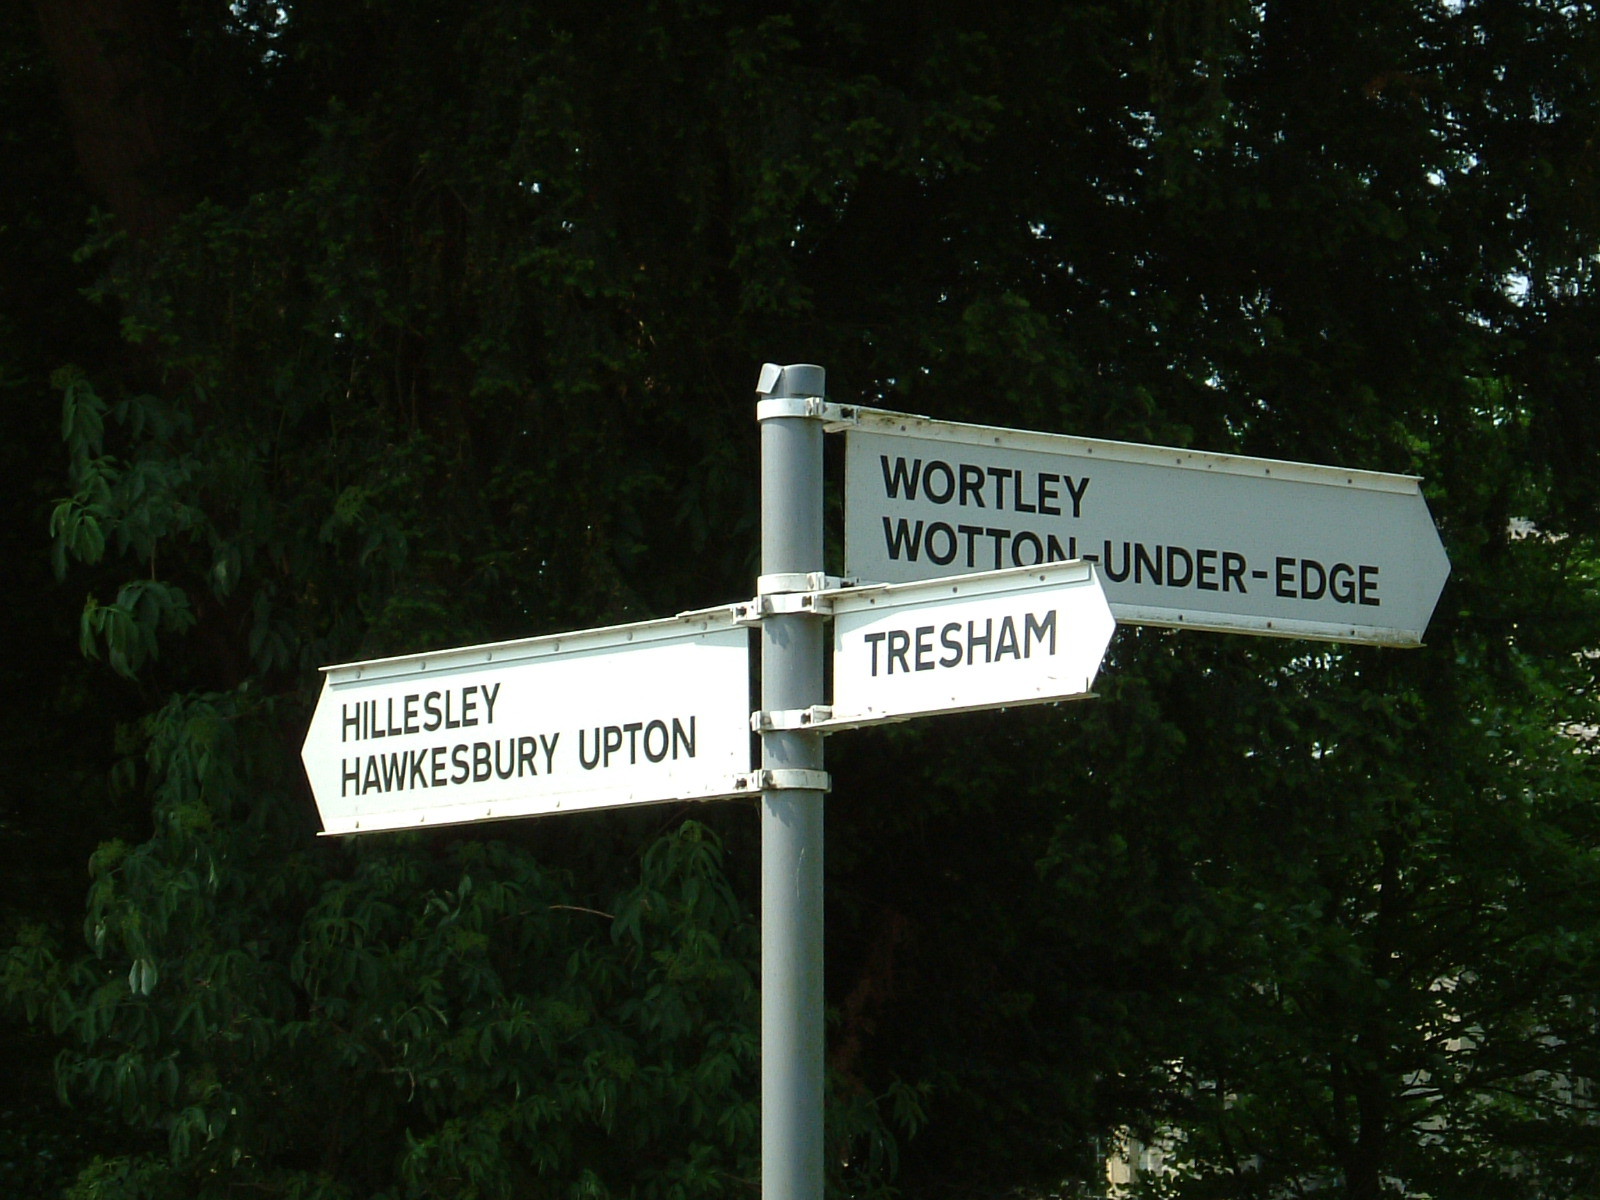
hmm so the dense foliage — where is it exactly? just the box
[6,1,1600,1197]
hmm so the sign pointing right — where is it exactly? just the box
[842,407,1451,646]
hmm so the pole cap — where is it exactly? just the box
[756,363,826,400]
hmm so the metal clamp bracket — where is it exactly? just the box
[752,706,835,732]
[733,768,833,794]
[732,591,838,624]
[819,403,862,432]
[733,595,825,623]
[755,397,862,430]
[758,571,847,595]
[755,395,825,421]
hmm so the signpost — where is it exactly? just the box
[300,609,754,834]
[841,407,1451,646]
[300,362,1451,1200]
[755,364,829,1200]
[775,560,1114,732]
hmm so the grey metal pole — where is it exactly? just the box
[756,363,827,1200]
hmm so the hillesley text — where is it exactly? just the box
[336,682,702,799]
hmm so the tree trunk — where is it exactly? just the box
[32,0,187,238]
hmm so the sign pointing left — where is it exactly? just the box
[300,610,753,834]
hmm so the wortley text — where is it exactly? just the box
[879,455,1090,517]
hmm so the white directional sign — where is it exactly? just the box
[807,560,1114,731]
[301,611,753,834]
[843,407,1451,645]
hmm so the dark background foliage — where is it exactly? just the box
[6,1,1600,1198]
